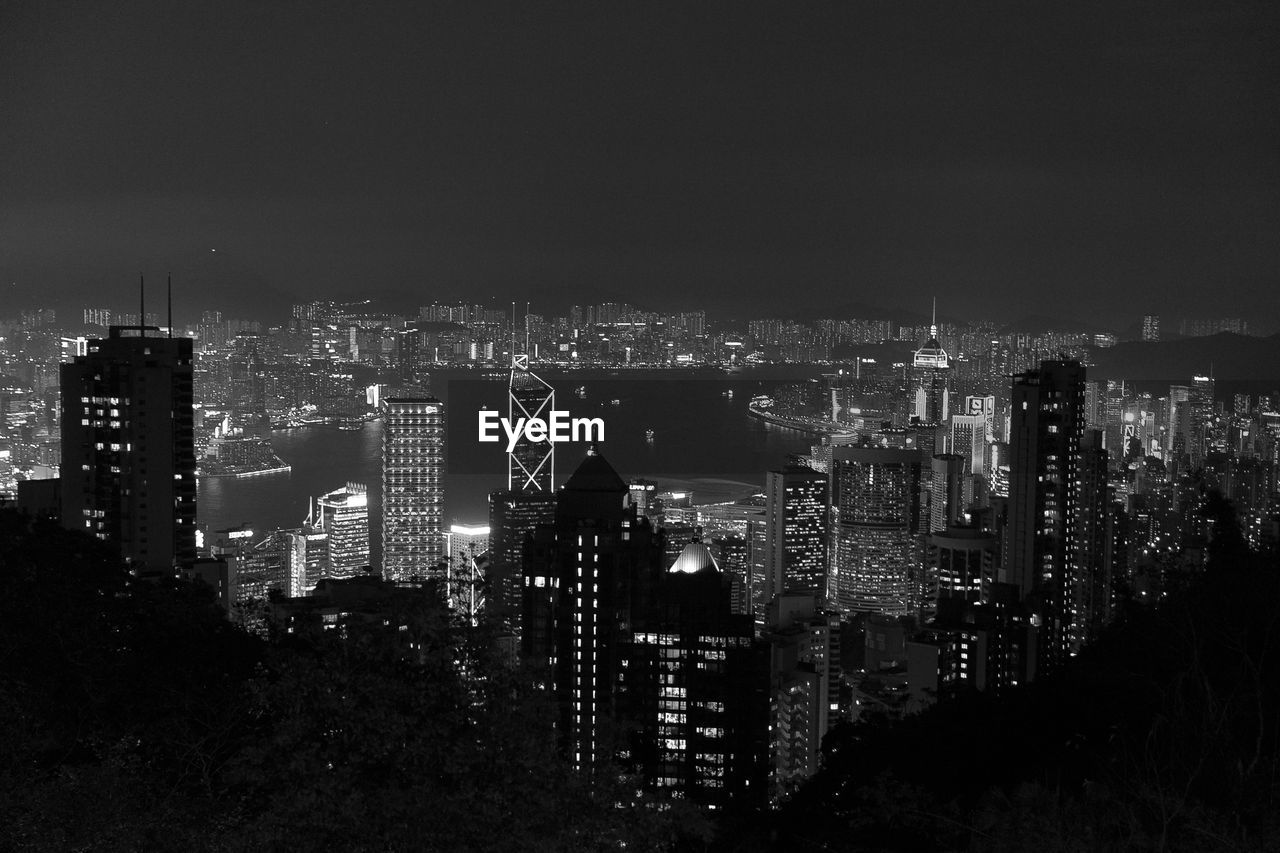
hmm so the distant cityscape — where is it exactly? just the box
[2,294,1278,818]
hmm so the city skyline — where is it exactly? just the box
[2,3,1278,849]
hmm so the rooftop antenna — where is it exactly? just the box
[166,273,172,338]
[139,273,146,337]
[525,301,530,358]
[930,297,937,337]
[511,301,517,359]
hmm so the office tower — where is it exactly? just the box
[625,544,770,810]
[929,454,967,532]
[521,448,666,771]
[766,592,840,803]
[829,445,924,617]
[60,325,196,578]
[710,535,753,616]
[446,523,489,621]
[1142,314,1160,342]
[286,525,328,597]
[764,465,829,603]
[1187,374,1215,468]
[486,352,557,630]
[950,413,988,478]
[1007,360,1085,677]
[929,525,997,602]
[910,305,951,424]
[488,491,557,630]
[508,352,556,492]
[381,397,444,582]
[316,483,370,579]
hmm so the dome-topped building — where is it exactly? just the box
[669,541,719,574]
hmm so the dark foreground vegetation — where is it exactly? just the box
[0,510,707,852]
[2,494,1277,852]
[750,494,1280,853]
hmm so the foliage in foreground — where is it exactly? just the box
[0,511,709,852]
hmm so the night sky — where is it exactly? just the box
[2,1,1277,329]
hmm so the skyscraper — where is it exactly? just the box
[381,397,445,582]
[521,448,665,771]
[929,453,967,532]
[829,445,924,616]
[60,325,196,578]
[1007,360,1085,676]
[910,301,951,424]
[316,483,370,580]
[488,351,558,630]
[508,353,556,492]
[626,544,770,810]
[446,523,489,621]
[764,465,829,603]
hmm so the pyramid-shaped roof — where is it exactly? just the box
[562,447,627,493]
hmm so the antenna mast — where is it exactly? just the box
[139,274,145,337]
[167,273,172,337]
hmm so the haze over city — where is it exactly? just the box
[2,0,1278,327]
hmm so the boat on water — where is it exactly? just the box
[610,399,622,406]
[575,385,587,398]
[722,389,734,398]
[645,428,655,442]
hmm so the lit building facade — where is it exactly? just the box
[60,326,196,578]
[624,543,770,811]
[317,483,370,580]
[830,445,924,617]
[381,397,444,582]
[764,465,829,602]
[447,523,490,621]
[1007,360,1085,677]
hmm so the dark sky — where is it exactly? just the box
[2,1,1277,329]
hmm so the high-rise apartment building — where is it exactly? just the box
[381,397,444,581]
[60,326,196,578]
[521,448,666,771]
[764,465,828,602]
[1007,360,1085,677]
[627,543,769,810]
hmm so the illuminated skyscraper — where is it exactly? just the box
[381,397,444,582]
[910,300,951,424]
[1007,360,1085,677]
[829,446,924,616]
[764,465,829,602]
[60,325,196,578]
[488,349,558,628]
[317,483,370,580]
[521,448,665,771]
[447,523,490,623]
[950,413,988,478]
[508,353,556,492]
[929,453,967,532]
[626,544,769,810]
